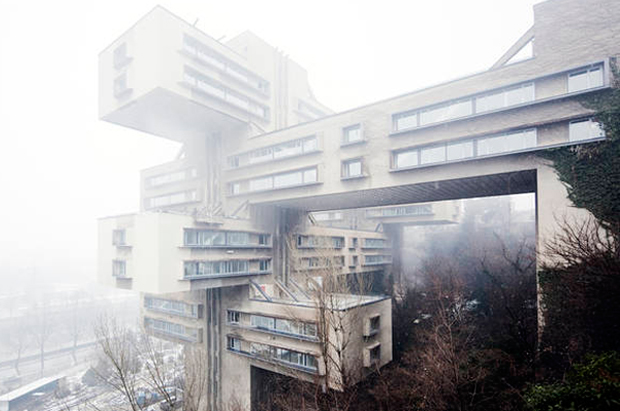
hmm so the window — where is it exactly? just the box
[251,315,275,330]
[184,260,250,278]
[113,73,128,96]
[112,229,126,246]
[447,140,474,161]
[477,129,537,156]
[113,43,129,68]
[351,255,359,266]
[569,119,605,142]
[420,145,446,165]
[183,34,270,95]
[230,182,241,195]
[394,111,418,131]
[246,167,318,193]
[395,149,418,168]
[370,316,381,333]
[475,83,534,113]
[274,171,303,188]
[364,238,387,248]
[145,297,199,318]
[229,136,318,169]
[420,99,472,126]
[144,318,200,342]
[227,232,250,245]
[365,255,391,265]
[259,260,271,272]
[342,124,363,144]
[258,234,270,246]
[370,345,381,362]
[112,260,126,277]
[332,237,345,248]
[568,65,604,92]
[351,238,358,248]
[227,311,240,324]
[227,336,241,351]
[342,158,363,178]
[249,176,273,192]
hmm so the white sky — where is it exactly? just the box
[0,0,539,284]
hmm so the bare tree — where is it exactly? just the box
[5,316,31,376]
[93,314,143,411]
[183,345,209,411]
[30,297,56,376]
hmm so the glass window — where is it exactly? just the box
[274,171,303,188]
[303,168,317,183]
[113,43,128,68]
[394,112,417,131]
[249,176,273,192]
[343,124,362,144]
[395,150,418,168]
[114,74,128,96]
[420,145,446,164]
[370,316,381,332]
[249,148,273,164]
[303,137,318,152]
[227,311,240,324]
[420,99,472,125]
[259,260,271,272]
[228,336,241,351]
[343,159,363,177]
[569,119,605,142]
[112,260,126,277]
[569,66,604,92]
[274,140,303,158]
[447,140,474,161]
[112,229,126,246]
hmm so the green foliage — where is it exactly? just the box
[539,64,620,236]
[525,352,620,411]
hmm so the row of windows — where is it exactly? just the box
[364,255,392,265]
[230,166,318,195]
[147,167,197,188]
[144,296,200,318]
[363,238,388,248]
[393,64,604,132]
[183,67,269,119]
[184,229,270,247]
[366,204,433,218]
[183,34,270,95]
[296,235,344,249]
[183,259,271,279]
[311,211,344,221]
[301,256,345,269]
[245,313,318,338]
[144,317,200,342]
[394,82,534,131]
[393,128,537,169]
[247,341,318,370]
[146,190,197,209]
[228,136,318,169]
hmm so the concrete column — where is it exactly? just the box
[535,163,593,336]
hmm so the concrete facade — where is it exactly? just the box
[98,0,620,409]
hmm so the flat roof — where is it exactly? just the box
[0,375,62,402]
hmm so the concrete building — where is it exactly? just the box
[98,0,620,409]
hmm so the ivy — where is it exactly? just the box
[539,61,620,236]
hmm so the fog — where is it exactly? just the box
[0,0,538,286]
